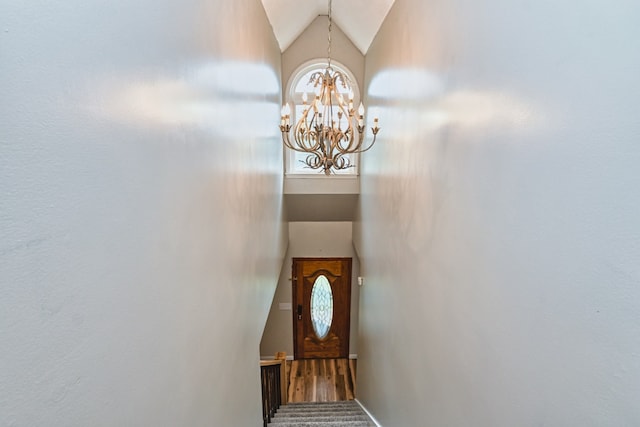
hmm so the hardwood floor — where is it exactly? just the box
[286,358,357,403]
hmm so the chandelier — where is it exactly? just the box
[279,0,380,175]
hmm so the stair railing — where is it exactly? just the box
[259,360,283,426]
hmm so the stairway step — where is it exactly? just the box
[271,415,369,423]
[277,408,363,417]
[267,422,370,427]
[276,411,363,415]
[278,404,360,412]
[286,400,359,406]
[268,401,372,427]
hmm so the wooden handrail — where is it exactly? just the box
[259,360,283,366]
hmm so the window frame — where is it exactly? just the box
[284,59,362,176]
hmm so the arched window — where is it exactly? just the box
[284,59,361,175]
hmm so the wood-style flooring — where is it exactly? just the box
[285,358,357,403]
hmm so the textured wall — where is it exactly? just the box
[0,0,285,425]
[261,222,360,358]
[356,0,640,425]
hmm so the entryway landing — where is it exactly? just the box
[286,358,357,403]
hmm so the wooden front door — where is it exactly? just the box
[292,258,351,359]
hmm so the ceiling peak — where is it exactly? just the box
[261,0,395,54]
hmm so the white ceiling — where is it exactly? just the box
[261,0,395,54]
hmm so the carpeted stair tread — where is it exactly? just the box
[271,415,369,423]
[274,411,365,417]
[282,404,358,408]
[268,401,374,427]
[276,409,364,415]
[283,402,359,406]
[267,422,370,427]
[278,402,360,410]
[286,400,358,406]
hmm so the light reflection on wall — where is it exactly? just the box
[369,68,445,100]
[363,67,541,250]
[367,67,541,136]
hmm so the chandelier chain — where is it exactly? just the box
[327,0,332,69]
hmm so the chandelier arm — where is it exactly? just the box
[291,133,321,153]
[282,133,292,149]
[292,110,323,152]
[305,152,325,170]
[336,100,351,130]
[335,128,373,155]
[356,135,378,154]
[331,152,354,171]
[285,125,305,151]
[332,122,360,154]
[285,134,326,154]
[347,131,379,155]
[333,71,349,91]
[287,125,317,152]
[281,129,296,150]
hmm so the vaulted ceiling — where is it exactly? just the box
[261,0,395,54]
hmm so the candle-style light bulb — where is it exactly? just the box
[302,92,308,104]
[281,103,291,126]
[358,102,365,116]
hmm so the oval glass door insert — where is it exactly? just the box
[310,275,334,339]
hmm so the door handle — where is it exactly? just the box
[297,304,302,320]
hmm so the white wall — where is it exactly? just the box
[282,16,365,103]
[356,0,640,425]
[0,0,285,425]
[261,222,360,358]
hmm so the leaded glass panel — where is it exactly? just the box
[310,275,333,340]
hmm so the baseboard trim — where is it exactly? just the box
[260,355,294,361]
[354,399,383,427]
